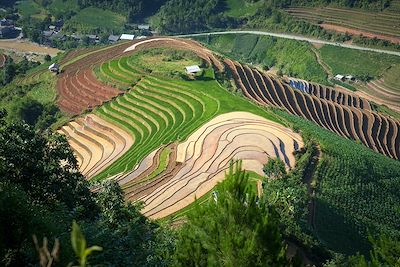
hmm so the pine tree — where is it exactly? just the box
[173,161,294,267]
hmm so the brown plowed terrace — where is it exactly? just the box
[57,38,223,115]
[226,59,400,159]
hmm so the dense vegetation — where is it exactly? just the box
[276,109,400,256]
[174,161,293,266]
[152,0,237,34]
[62,7,126,34]
[78,0,167,21]
[0,111,176,266]
[0,57,64,130]
[1,57,40,85]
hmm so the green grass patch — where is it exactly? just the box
[381,64,400,94]
[48,0,79,18]
[17,0,46,19]
[319,45,400,79]
[144,147,171,182]
[26,72,57,104]
[224,0,264,17]
[370,102,400,120]
[130,49,202,76]
[63,7,126,34]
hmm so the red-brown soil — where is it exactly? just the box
[57,38,224,115]
[320,23,400,44]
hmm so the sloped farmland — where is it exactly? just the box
[226,59,400,159]
[118,112,303,219]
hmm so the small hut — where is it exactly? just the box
[48,63,60,73]
[185,65,201,75]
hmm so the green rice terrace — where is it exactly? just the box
[6,36,400,260]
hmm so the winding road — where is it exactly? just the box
[176,30,400,57]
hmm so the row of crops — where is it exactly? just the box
[92,50,281,180]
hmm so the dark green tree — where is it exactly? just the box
[44,55,51,62]
[348,234,400,267]
[173,161,292,267]
[2,57,16,85]
[0,114,96,213]
[11,98,44,125]
[263,157,287,179]
[83,180,176,266]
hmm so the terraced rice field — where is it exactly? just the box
[0,54,6,68]
[123,37,224,72]
[58,114,134,178]
[286,6,400,43]
[226,59,400,159]
[58,38,305,220]
[356,65,400,113]
[118,112,303,219]
[56,37,399,224]
[15,68,48,86]
[93,75,220,180]
[57,38,225,115]
[56,41,134,114]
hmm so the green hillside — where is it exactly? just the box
[195,34,328,84]
[63,7,126,34]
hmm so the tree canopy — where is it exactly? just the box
[173,161,293,266]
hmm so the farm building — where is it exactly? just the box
[50,33,66,42]
[108,34,120,43]
[138,24,150,30]
[334,74,345,81]
[0,26,16,38]
[0,18,12,26]
[185,65,201,74]
[120,34,135,40]
[71,34,82,41]
[48,63,60,73]
[88,35,99,43]
[43,30,54,38]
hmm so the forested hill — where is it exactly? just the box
[77,0,168,20]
